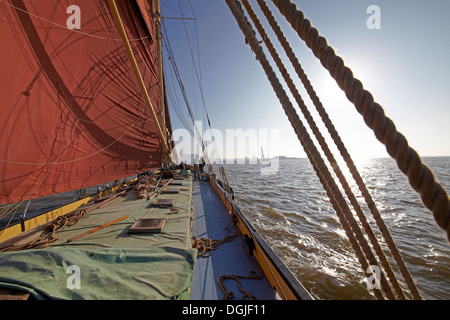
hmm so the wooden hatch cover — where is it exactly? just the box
[162,188,179,194]
[152,199,175,207]
[128,218,166,234]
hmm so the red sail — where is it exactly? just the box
[0,0,168,204]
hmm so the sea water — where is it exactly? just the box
[222,157,450,300]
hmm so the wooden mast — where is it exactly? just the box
[153,0,170,164]
[153,0,165,141]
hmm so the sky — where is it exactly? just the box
[160,0,450,161]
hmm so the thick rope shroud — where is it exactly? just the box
[242,0,424,300]
[254,0,421,300]
[271,0,450,242]
[226,0,396,299]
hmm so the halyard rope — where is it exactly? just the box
[227,0,388,299]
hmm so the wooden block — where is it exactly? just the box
[162,188,179,194]
[152,199,175,208]
[128,218,166,234]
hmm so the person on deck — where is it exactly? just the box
[194,157,200,181]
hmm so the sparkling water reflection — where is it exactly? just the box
[222,157,450,300]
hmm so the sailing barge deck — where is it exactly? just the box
[0,170,312,300]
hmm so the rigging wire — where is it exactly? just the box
[161,20,195,137]
[161,4,223,168]
[0,0,151,42]
[177,0,213,133]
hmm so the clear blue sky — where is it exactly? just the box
[161,0,450,160]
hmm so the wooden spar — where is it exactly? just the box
[67,215,129,243]
[107,0,170,157]
[148,178,173,201]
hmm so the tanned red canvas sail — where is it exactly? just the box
[0,0,169,205]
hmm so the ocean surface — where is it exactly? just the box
[222,157,450,300]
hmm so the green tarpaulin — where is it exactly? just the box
[0,178,196,300]
[0,246,196,300]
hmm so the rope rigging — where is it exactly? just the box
[241,0,406,299]
[252,0,421,299]
[161,2,227,182]
[270,0,450,243]
[250,0,421,300]
[224,0,441,300]
[227,0,390,300]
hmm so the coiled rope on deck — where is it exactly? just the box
[271,0,450,242]
[219,271,262,300]
[0,209,86,252]
[192,227,239,257]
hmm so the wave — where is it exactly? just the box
[224,157,450,300]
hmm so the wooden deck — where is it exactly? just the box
[191,179,278,300]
